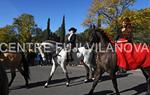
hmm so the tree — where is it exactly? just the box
[13,13,36,43]
[82,15,96,28]
[55,16,66,43]
[83,0,135,29]
[78,28,92,43]
[61,16,66,43]
[0,25,17,43]
[40,18,54,41]
[104,8,150,43]
[31,26,43,42]
[55,27,61,41]
[47,18,51,40]
[119,8,150,44]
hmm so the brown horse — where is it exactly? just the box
[0,52,30,87]
[88,29,150,95]
[0,61,8,95]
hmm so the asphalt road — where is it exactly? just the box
[7,65,147,95]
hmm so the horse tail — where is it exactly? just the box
[21,52,30,80]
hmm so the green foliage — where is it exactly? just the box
[13,13,35,43]
[46,18,51,40]
[0,6,149,45]
[119,8,150,44]
[82,0,150,44]
[31,27,43,42]
[0,25,17,43]
[105,8,150,44]
[77,28,92,43]
[60,16,66,43]
[83,0,135,27]
[55,16,66,42]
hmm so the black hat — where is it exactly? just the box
[68,27,77,32]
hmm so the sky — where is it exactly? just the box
[0,0,150,33]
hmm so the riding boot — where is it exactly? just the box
[70,52,73,61]
[70,51,73,61]
[66,52,69,62]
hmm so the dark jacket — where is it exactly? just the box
[116,27,133,42]
[67,33,76,48]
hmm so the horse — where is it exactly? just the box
[0,52,30,87]
[43,47,94,87]
[88,29,150,95]
[39,41,95,87]
[0,61,8,95]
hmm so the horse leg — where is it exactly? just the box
[141,68,149,80]
[17,67,29,87]
[60,62,70,87]
[0,63,8,95]
[8,70,16,87]
[90,65,95,81]
[44,60,58,88]
[143,68,150,95]
[110,72,120,95]
[83,63,90,83]
[88,67,102,95]
[146,77,150,95]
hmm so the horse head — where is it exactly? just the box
[90,28,111,48]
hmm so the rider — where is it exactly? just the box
[67,27,77,61]
[116,17,133,43]
[116,17,133,74]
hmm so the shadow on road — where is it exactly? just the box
[84,90,114,95]
[84,82,147,95]
[69,79,85,87]
[47,75,85,88]
[10,75,85,90]
[83,73,133,95]
[101,72,132,82]
[119,82,147,95]
[9,72,132,91]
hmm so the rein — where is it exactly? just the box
[52,48,62,58]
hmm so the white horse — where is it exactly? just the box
[43,47,94,87]
[39,41,95,87]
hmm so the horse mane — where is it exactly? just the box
[95,28,111,43]
[43,40,59,44]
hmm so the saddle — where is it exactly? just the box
[66,48,79,62]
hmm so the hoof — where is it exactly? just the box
[25,83,29,86]
[44,85,48,88]
[91,78,95,81]
[88,91,93,95]
[84,79,90,83]
[66,82,69,87]
[25,84,29,88]
[44,83,48,88]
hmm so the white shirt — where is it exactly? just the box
[68,31,75,41]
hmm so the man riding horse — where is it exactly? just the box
[66,27,77,61]
[116,17,133,73]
